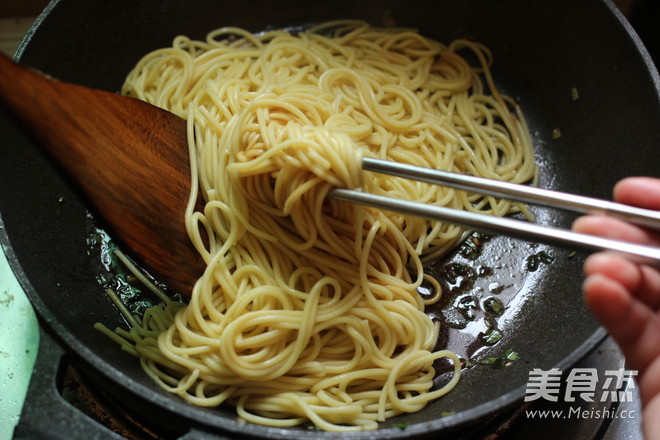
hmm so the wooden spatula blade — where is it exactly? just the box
[0,54,203,296]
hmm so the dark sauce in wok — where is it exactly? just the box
[422,226,560,385]
[86,221,184,316]
[88,217,555,371]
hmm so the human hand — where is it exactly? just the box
[572,177,660,440]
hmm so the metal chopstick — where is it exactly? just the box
[327,158,660,266]
[361,157,660,230]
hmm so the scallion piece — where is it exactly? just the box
[505,349,519,361]
[571,87,579,101]
[480,357,499,365]
[485,329,503,344]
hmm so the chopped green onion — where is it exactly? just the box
[571,87,579,101]
[483,297,505,316]
[394,423,409,430]
[480,357,500,365]
[505,349,520,361]
[485,329,503,344]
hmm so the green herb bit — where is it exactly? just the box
[571,87,579,101]
[484,328,503,344]
[460,239,480,260]
[478,349,520,368]
[479,357,500,365]
[568,250,577,259]
[394,423,409,430]
[440,411,456,417]
[483,297,505,316]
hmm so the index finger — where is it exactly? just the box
[614,177,660,211]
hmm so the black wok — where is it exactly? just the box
[1,0,659,438]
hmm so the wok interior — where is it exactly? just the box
[1,0,658,437]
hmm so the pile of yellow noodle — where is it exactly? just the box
[104,20,537,431]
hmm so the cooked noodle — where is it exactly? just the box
[103,20,537,431]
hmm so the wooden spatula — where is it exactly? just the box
[0,53,204,296]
